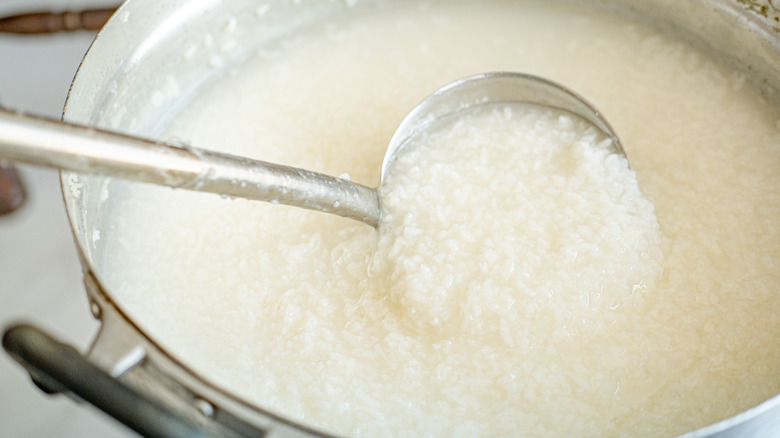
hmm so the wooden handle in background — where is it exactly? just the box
[0,8,117,34]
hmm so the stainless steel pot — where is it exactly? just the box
[4,0,779,436]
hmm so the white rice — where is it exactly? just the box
[375,105,662,341]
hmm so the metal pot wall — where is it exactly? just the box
[4,0,779,436]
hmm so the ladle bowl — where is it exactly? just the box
[382,72,625,181]
[0,72,624,227]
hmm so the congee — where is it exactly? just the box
[101,1,780,436]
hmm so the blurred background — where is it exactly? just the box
[0,0,132,436]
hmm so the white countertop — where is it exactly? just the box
[0,0,134,436]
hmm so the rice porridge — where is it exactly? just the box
[101,1,780,436]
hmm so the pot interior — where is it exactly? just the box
[62,0,780,436]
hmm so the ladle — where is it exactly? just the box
[0,72,624,227]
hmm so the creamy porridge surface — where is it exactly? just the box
[103,1,780,436]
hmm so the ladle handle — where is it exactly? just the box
[0,108,380,226]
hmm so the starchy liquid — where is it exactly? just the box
[101,1,780,436]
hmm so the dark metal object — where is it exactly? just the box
[2,324,211,438]
[0,8,117,34]
[0,164,25,214]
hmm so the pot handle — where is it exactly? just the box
[2,323,210,438]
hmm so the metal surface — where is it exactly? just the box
[4,0,776,437]
[2,325,213,438]
[382,72,626,181]
[0,107,381,226]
